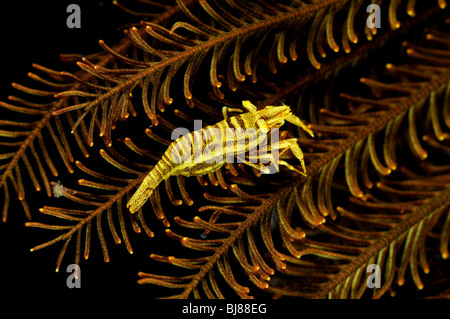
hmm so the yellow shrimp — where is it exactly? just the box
[127,100,313,213]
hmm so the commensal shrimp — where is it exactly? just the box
[127,100,314,213]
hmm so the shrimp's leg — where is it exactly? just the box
[236,157,274,174]
[277,138,307,175]
[249,138,307,176]
[222,106,243,120]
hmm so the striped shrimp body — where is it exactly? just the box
[127,100,314,213]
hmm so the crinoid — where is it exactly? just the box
[0,0,449,300]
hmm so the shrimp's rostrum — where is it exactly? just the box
[127,100,314,213]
